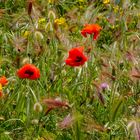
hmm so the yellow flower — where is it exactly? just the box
[54,17,66,25]
[110,25,115,30]
[103,0,110,4]
[23,31,30,38]
[0,84,2,90]
[113,6,123,15]
[38,18,46,24]
[48,0,54,4]
[78,0,85,2]
[79,6,84,9]
[111,24,119,29]
[113,5,119,13]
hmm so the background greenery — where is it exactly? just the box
[0,0,140,139]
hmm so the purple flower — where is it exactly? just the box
[100,83,109,90]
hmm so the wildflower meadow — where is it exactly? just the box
[0,0,140,139]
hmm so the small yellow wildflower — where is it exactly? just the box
[54,17,66,25]
[78,0,85,2]
[111,25,115,29]
[113,5,119,13]
[103,0,110,4]
[110,24,119,29]
[79,6,84,9]
[0,84,2,91]
[98,15,104,19]
[23,31,30,38]
[38,18,46,24]
[120,8,123,16]
[113,6,123,15]
[137,13,140,17]
[48,0,54,4]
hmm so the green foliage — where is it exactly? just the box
[0,0,140,139]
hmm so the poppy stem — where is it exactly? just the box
[75,67,82,83]
[77,67,82,78]
[28,86,38,102]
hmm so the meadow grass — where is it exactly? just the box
[0,0,140,139]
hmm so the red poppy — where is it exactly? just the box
[81,24,102,40]
[65,47,88,67]
[0,76,8,86]
[17,64,40,80]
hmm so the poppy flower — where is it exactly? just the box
[17,64,40,80]
[81,24,102,40]
[0,76,8,86]
[65,47,88,67]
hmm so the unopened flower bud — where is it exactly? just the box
[0,116,5,121]
[31,119,39,125]
[22,57,32,65]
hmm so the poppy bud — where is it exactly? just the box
[22,57,32,65]
[0,116,5,121]
[31,119,39,125]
